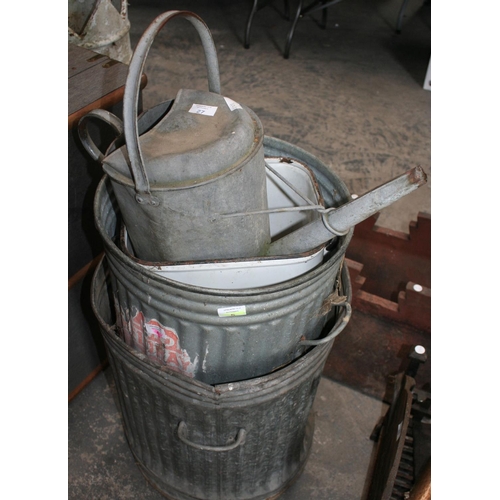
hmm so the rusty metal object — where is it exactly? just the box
[68,0,132,64]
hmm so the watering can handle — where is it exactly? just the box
[123,10,221,206]
[298,301,352,346]
[77,109,124,163]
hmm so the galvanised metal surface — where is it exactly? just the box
[267,166,427,256]
[118,157,327,289]
[91,257,348,500]
[68,0,132,64]
[94,137,353,385]
[79,11,271,263]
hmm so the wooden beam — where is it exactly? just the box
[68,359,109,402]
[68,253,104,291]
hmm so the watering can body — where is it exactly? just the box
[79,11,270,262]
[103,88,270,262]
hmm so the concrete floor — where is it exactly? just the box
[68,0,430,498]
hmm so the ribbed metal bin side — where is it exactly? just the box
[94,136,354,298]
[105,241,342,384]
[91,258,349,500]
[93,136,353,384]
[108,351,318,500]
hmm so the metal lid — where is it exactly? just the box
[103,88,263,189]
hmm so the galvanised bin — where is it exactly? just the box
[91,256,352,500]
[94,137,354,385]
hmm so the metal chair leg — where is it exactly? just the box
[284,0,303,59]
[320,1,328,29]
[284,0,290,20]
[396,0,411,34]
[244,0,260,48]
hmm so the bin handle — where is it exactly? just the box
[177,421,246,452]
[123,10,221,206]
[78,109,124,162]
[298,300,352,346]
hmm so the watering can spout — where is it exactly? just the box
[266,166,428,256]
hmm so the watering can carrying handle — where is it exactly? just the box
[77,109,124,162]
[177,421,246,452]
[123,10,221,206]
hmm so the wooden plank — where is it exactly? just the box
[346,260,431,332]
[68,268,108,398]
[345,212,431,304]
[323,213,431,399]
[68,253,104,291]
[68,58,129,116]
[343,212,431,332]
[68,44,147,400]
[68,44,108,79]
[68,73,147,129]
[68,360,109,402]
[323,309,430,401]
[68,43,150,127]
[68,87,124,129]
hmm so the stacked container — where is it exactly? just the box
[83,10,354,499]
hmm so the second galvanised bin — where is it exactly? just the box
[91,255,351,500]
[94,137,354,385]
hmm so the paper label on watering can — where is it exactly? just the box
[189,103,218,116]
[224,97,243,111]
[217,306,247,317]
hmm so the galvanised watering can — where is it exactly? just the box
[79,11,270,262]
[80,10,428,266]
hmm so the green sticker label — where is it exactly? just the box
[217,306,247,317]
